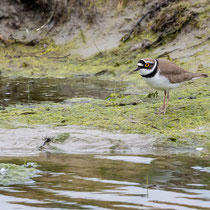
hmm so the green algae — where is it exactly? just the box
[53,133,70,143]
[0,162,40,186]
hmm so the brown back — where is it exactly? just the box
[158,59,207,83]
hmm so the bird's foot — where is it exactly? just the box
[157,106,167,114]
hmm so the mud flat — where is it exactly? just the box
[0,125,208,157]
[0,125,154,156]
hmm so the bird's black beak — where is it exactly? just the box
[134,67,140,72]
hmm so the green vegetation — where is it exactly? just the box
[53,133,70,143]
[0,162,40,185]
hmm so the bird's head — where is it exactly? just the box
[134,59,158,76]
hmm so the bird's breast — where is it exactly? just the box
[142,72,179,90]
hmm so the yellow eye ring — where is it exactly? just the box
[145,63,150,67]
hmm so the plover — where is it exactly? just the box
[134,58,208,113]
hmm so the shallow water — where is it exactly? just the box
[0,77,124,105]
[0,154,209,210]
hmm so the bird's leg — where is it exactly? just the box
[165,90,170,110]
[160,90,167,113]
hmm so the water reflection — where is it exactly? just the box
[0,154,209,210]
[0,77,125,105]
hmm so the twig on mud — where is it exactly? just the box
[39,136,53,150]
[156,48,179,58]
[122,12,150,43]
[7,38,40,46]
[93,41,103,56]
[37,52,71,59]
[5,52,71,59]
[106,101,142,107]
[42,137,53,146]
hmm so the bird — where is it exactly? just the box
[134,58,208,113]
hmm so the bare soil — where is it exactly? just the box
[0,0,144,57]
[2,0,208,58]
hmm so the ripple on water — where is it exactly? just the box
[95,155,155,164]
[0,154,209,210]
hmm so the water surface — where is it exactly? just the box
[0,77,125,105]
[0,154,209,210]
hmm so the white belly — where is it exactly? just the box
[142,72,179,90]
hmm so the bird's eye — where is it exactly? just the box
[145,63,150,67]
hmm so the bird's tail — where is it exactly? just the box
[192,73,208,79]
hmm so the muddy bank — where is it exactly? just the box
[0,125,154,156]
[0,125,207,157]
[0,0,144,57]
[0,0,209,58]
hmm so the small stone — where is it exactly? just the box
[188,96,196,99]
[141,39,152,49]
[130,39,152,51]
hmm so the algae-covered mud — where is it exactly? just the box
[0,0,209,150]
[0,86,209,150]
[0,154,209,209]
[0,162,40,186]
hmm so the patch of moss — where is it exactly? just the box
[53,133,70,143]
[110,139,128,153]
[0,162,40,186]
